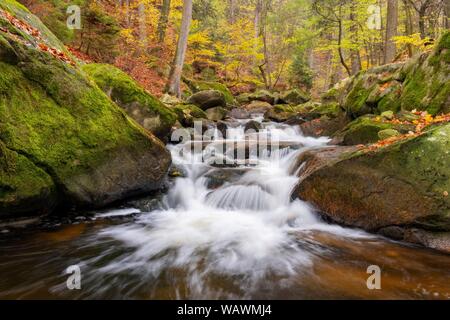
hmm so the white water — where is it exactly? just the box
[90,117,373,298]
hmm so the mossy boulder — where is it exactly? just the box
[332,115,415,146]
[248,90,277,105]
[400,32,450,115]
[342,63,404,117]
[334,32,450,117]
[293,122,450,252]
[187,90,227,110]
[206,107,228,122]
[184,79,235,105]
[82,63,177,140]
[0,1,171,217]
[300,114,351,138]
[0,141,57,217]
[171,104,208,127]
[245,100,273,114]
[264,104,299,122]
[279,88,310,105]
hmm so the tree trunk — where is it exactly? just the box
[166,0,192,98]
[228,0,236,24]
[403,0,414,57]
[338,19,351,77]
[157,0,171,43]
[384,0,398,64]
[350,5,362,75]
[445,0,450,29]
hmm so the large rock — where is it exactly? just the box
[0,1,171,218]
[264,105,300,122]
[300,114,350,138]
[228,108,250,120]
[331,115,415,146]
[187,90,227,110]
[243,90,277,105]
[244,100,273,114]
[83,63,177,141]
[330,32,450,118]
[279,89,310,105]
[184,79,235,105]
[293,122,450,252]
[206,107,228,122]
[171,104,207,127]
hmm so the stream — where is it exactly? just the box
[0,116,449,300]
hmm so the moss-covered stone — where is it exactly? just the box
[0,0,69,54]
[332,115,415,146]
[400,33,450,115]
[295,122,450,234]
[184,79,235,105]
[82,63,177,140]
[0,2,171,217]
[171,104,207,127]
[279,88,310,105]
[0,141,57,217]
[264,104,298,122]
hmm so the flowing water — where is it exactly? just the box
[0,117,449,300]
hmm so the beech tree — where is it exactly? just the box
[157,0,171,43]
[385,0,399,63]
[166,0,193,97]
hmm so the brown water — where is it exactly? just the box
[1,120,449,300]
[0,217,449,300]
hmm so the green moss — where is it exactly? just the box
[82,63,177,139]
[0,0,69,54]
[0,40,158,186]
[186,80,235,105]
[172,104,207,126]
[357,123,450,230]
[335,116,414,146]
[310,102,342,118]
[377,89,402,114]
[0,141,56,215]
[343,78,373,118]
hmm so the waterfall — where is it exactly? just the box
[90,116,372,298]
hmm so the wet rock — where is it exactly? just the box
[216,121,228,139]
[0,3,172,218]
[205,168,250,189]
[245,120,262,132]
[293,122,450,253]
[187,90,227,110]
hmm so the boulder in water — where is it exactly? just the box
[206,107,228,122]
[228,108,250,119]
[0,1,171,218]
[82,63,177,141]
[245,120,262,133]
[331,115,415,145]
[293,122,450,252]
[245,100,273,114]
